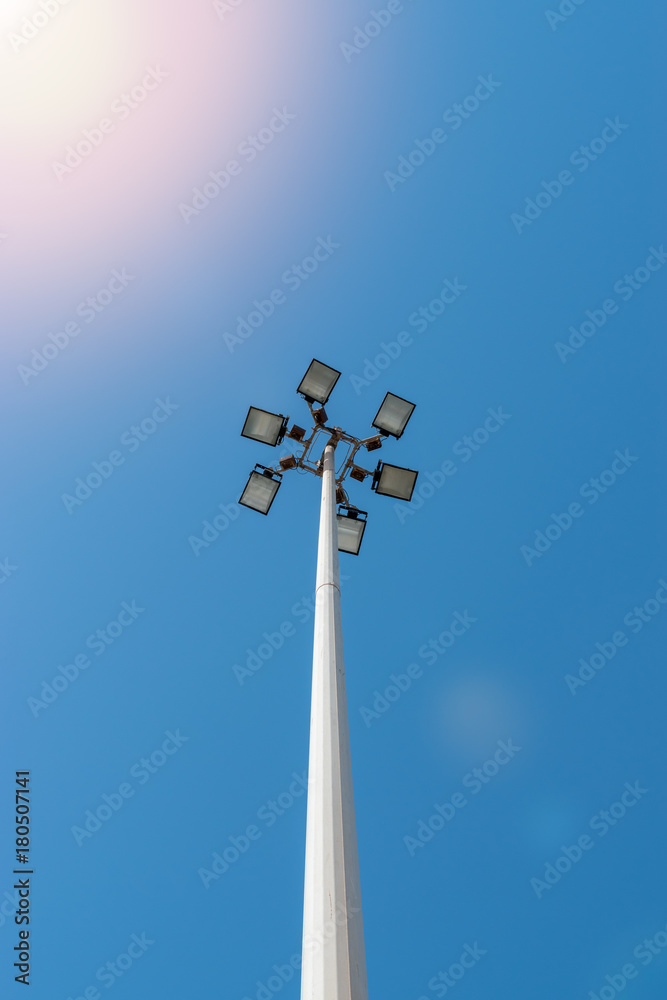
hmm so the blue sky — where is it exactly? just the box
[2,1,666,998]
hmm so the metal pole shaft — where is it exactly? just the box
[300,444,369,1000]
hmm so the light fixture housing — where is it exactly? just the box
[350,467,367,483]
[239,468,282,515]
[288,424,306,442]
[336,507,367,556]
[241,407,287,447]
[372,392,416,440]
[297,359,341,405]
[279,454,298,471]
[365,435,383,452]
[372,462,418,502]
[313,406,328,425]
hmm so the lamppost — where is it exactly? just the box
[239,359,419,1000]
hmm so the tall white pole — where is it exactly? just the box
[300,444,369,1000]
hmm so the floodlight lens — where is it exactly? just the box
[337,513,366,555]
[239,470,281,514]
[297,359,341,404]
[372,392,416,439]
[241,407,285,447]
[374,462,418,501]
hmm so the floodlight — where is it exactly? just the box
[297,359,341,404]
[337,508,367,556]
[372,392,416,439]
[241,407,287,447]
[372,462,418,501]
[239,468,282,515]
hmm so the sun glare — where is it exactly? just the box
[0,2,131,139]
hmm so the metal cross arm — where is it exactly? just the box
[239,358,419,554]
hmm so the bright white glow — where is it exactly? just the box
[0,4,129,138]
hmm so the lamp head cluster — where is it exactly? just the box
[239,359,418,554]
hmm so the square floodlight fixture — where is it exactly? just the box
[297,359,341,404]
[279,454,298,471]
[337,507,367,556]
[313,406,328,425]
[239,468,282,515]
[365,435,383,452]
[350,467,367,483]
[372,462,418,502]
[288,424,306,442]
[241,407,287,447]
[372,392,416,440]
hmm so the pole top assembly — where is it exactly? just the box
[239,358,419,551]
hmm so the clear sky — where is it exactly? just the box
[2,1,665,998]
